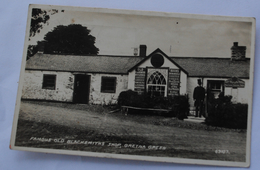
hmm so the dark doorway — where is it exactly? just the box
[73,74,91,104]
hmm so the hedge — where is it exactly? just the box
[205,94,248,129]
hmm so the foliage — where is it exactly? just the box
[30,8,51,37]
[27,44,38,60]
[205,93,248,129]
[117,90,139,107]
[42,24,99,55]
[171,95,190,120]
[117,90,189,119]
[27,8,60,60]
[30,8,60,37]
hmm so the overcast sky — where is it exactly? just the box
[29,6,253,58]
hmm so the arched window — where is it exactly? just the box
[147,71,167,97]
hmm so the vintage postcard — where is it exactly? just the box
[10,4,255,167]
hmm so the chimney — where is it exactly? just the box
[139,45,147,57]
[231,42,246,60]
[37,41,45,54]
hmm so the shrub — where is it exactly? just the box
[205,94,248,129]
[117,90,189,119]
[117,90,139,107]
[171,95,189,120]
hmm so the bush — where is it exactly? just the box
[205,94,248,129]
[117,90,139,107]
[117,90,189,119]
[171,95,190,120]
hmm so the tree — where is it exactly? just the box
[27,44,38,60]
[30,8,59,38]
[42,24,99,55]
[27,8,60,60]
[30,8,50,38]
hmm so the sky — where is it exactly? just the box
[28,6,253,58]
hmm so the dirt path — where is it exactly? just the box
[16,101,247,162]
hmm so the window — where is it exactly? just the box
[147,71,167,97]
[207,80,224,99]
[42,74,56,90]
[101,77,116,93]
[210,81,223,91]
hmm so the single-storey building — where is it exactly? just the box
[22,42,250,113]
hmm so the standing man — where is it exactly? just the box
[193,79,205,117]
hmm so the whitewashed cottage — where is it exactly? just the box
[22,42,250,113]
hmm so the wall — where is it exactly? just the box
[128,71,135,91]
[187,77,250,108]
[224,79,250,104]
[22,70,74,102]
[187,78,198,108]
[89,73,128,105]
[180,71,187,95]
[128,52,188,95]
[23,71,248,106]
[22,70,129,104]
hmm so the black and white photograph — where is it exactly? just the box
[10,4,255,167]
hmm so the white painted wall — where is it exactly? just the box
[127,52,188,95]
[89,74,128,105]
[141,52,180,69]
[127,71,135,90]
[24,69,249,107]
[180,71,187,95]
[224,79,250,104]
[22,70,74,102]
[187,78,198,108]
[22,71,128,104]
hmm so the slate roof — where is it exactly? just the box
[171,57,250,78]
[26,53,143,74]
[26,53,250,78]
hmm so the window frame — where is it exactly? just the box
[207,80,225,99]
[210,81,224,92]
[147,85,166,97]
[146,71,167,97]
[42,74,56,90]
[101,76,117,93]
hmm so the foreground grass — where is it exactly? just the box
[15,118,246,161]
[15,101,247,162]
[21,100,246,133]
[15,119,153,154]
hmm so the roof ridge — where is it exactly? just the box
[170,56,250,60]
[171,56,230,59]
[34,53,142,58]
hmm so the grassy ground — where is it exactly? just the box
[15,100,247,162]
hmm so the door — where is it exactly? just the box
[73,75,91,104]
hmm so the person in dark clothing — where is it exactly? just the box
[193,79,205,117]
